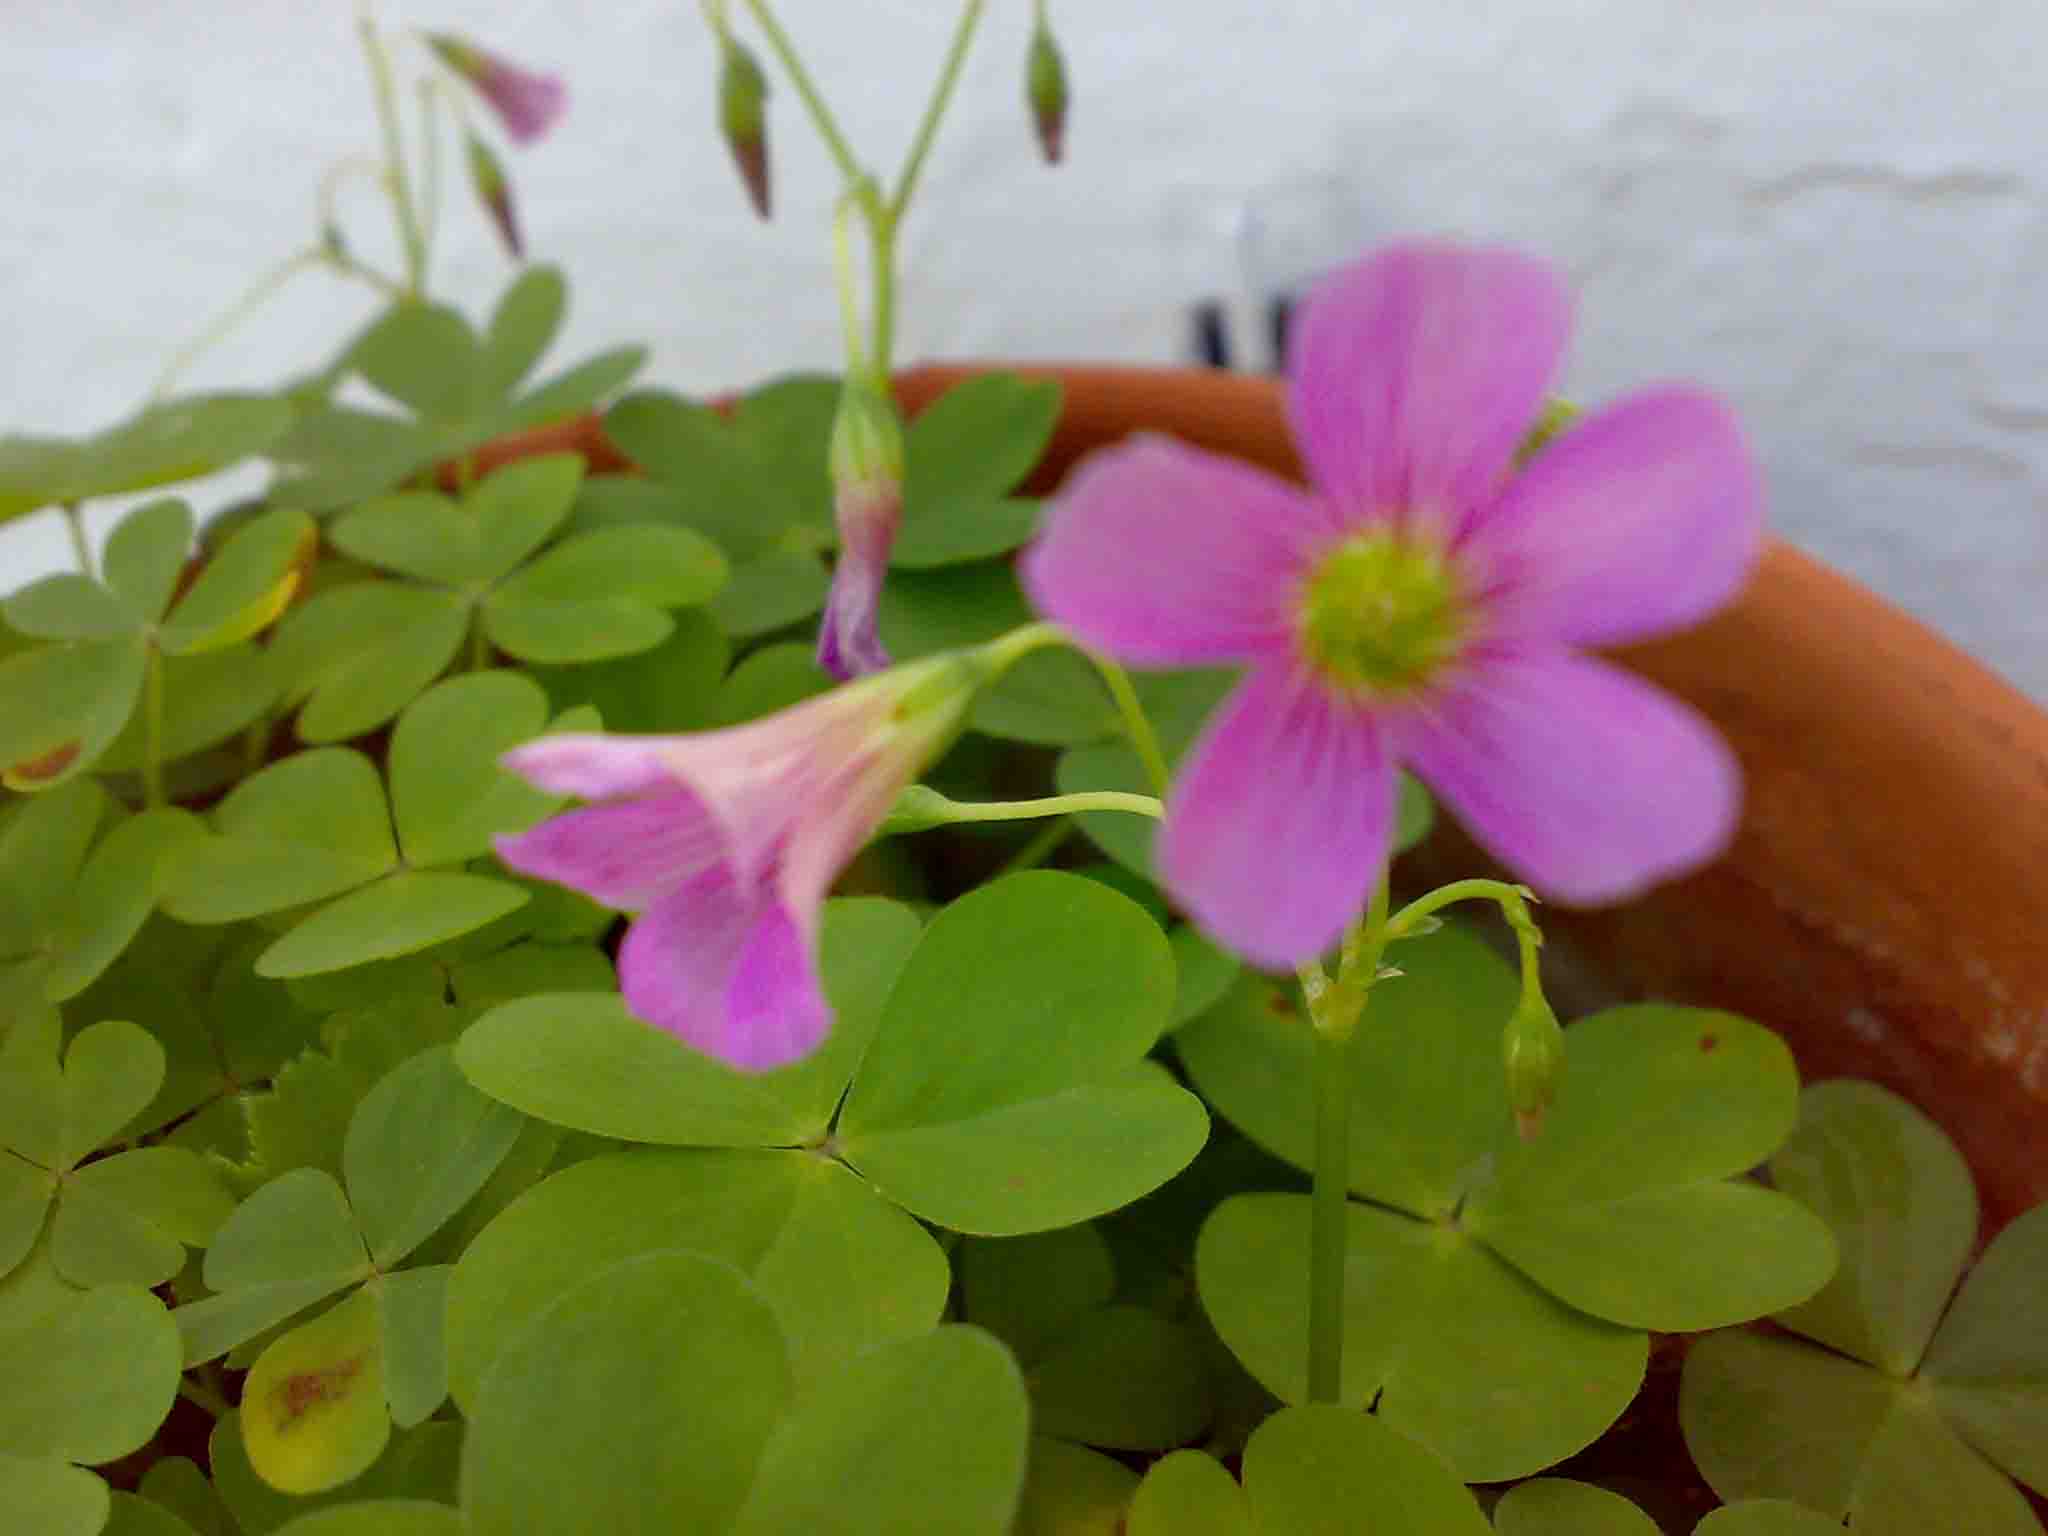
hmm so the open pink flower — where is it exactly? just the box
[493,654,979,1069]
[1022,240,1762,969]
[429,34,567,145]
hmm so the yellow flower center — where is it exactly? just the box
[1296,531,1468,697]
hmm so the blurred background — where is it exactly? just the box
[4,1,2046,696]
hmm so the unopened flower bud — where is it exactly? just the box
[428,33,567,146]
[817,380,907,681]
[1503,991,1565,1142]
[719,38,772,219]
[1026,15,1069,165]
[464,135,524,259]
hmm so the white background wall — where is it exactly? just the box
[5,2,2047,696]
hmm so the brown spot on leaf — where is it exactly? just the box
[268,1355,365,1433]
[6,741,81,785]
[1698,1032,1720,1053]
[1266,990,1296,1018]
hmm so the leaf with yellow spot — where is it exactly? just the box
[240,1287,388,1495]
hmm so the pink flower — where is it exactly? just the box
[428,34,567,146]
[1022,241,1762,969]
[493,654,980,1069]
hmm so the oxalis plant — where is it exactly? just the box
[4,7,2047,1536]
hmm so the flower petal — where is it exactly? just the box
[1463,386,1764,647]
[1406,648,1740,904]
[617,867,831,1071]
[499,733,679,800]
[1159,663,1394,968]
[492,789,723,910]
[1021,435,1331,666]
[1288,242,1571,529]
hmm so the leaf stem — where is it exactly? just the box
[142,642,167,809]
[1301,867,1391,1404]
[359,11,427,296]
[60,502,92,577]
[1084,650,1171,798]
[890,0,986,222]
[151,249,324,402]
[937,790,1163,823]
[740,0,863,185]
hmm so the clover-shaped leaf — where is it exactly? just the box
[0,1020,233,1287]
[1492,1478,1662,1535]
[460,874,1206,1234]
[174,1051,518,1495]
[0,778,205,1004]
[960,1224,1214,1452]
[209,1412,462,1536]
[267,270,646,512]
[1122,1408,1489,1536]
[0,1246,183,1506]
[530,608,730,734]
[162,672,584,976]
[1196,1191,1645,1481]
[1682,1084,2048,1533]
[0,496,311,786]
[0,392,292,524]
[1181,930,1835,1331]
[460,1247,1028,1536]
[602,380,836,563]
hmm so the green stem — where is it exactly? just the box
[740,0,863,185]
[360,12,427,295]
[890,0,986,221]
[1085,650,1171,798]
[973,619,1068,676]
[1300,869,1391,1405]
[468,614,491,671]
[935,790,1162,824]
[142,643,166,809]
[60,502,92,577]
[1385,877,1539,945]
[994,816,1072,877]
[151,250,322,401]
[1307,1023,1354,1404]
[177,1375,231,1420]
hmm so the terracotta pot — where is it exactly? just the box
[498,364,2048,1235]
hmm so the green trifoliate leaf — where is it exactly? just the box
[836,872,1204,1234]
[51,1144,235,1289]
[0,1018,163,1172]
[1196,1192,1643,1481]
[903,373,1062,514]
[208,1414,462,1536]
[268,581,469,743]
[1921,1203,2048,1494]
[178,1168,371,1365]
[162,748,399,923]
[462,1252,792,1536]
[0,631,148,789]
[457,898,920,1146]
[446,1147,947,1411]
[727,1326,1029,1536]
[1769,1079,1977,1375]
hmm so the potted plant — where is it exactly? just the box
[2,7,2043,1536]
